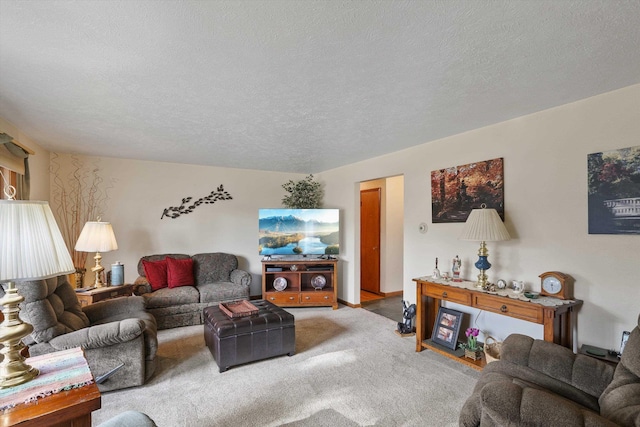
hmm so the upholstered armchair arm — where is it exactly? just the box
[230,269,251,288]
[133,277,152,295]
[82,295,146,324]
[599,326,640,427]
[501,334,615,401]
[47,318,145,351]
[480,381,618,427]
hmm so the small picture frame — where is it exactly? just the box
[431,307,463,350]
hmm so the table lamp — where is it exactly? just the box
[74,218,118,288]
[459,205,511,289]
[0,198,75,388]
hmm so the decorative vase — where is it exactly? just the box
[465,348,483,361]
[74,268,86,289]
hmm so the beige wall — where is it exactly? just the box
[13,83,640,350]
[321,84,640,349]
[48,154,304,295]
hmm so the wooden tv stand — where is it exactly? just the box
[262,259,338,309]
[413,277,583,370]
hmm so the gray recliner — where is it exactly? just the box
[2,275,158,392]
[459,314,640,426]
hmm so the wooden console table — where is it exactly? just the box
[413,277,583,370]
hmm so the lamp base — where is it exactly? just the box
[475,269,489,289]
[0,282,40,388]
[91,251,106,288]
[0,360,39,389]
[474,242,492,289]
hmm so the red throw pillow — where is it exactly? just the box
[166,257,195,288]
[142,259,168,291]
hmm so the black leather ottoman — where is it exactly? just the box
[203,300,295,372]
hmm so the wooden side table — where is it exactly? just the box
[1,348,101,427]
[1,382,101,427]
[75,284,133,307]
[579,344,620,366]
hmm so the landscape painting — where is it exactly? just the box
[431,158,504,223]
[588,145,640,234]
[259,209,340,255]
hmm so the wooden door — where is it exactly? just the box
[360,188,381,294]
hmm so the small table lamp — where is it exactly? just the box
[0,199,75,388]
[459,205,511,289]
[74,218,118,288]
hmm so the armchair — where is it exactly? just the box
[1,275,158,392]
[459,314,640,426]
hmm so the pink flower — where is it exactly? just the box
[463,328,481,351]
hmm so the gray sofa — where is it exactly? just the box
[459,314,640,426]
[133,253,251,330]
[5,275,158,392]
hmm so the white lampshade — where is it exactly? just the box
[0,200,75,282]
[459,207,511,242]
[75,221,118,252]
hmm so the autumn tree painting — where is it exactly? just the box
[431,158,504,223]
[588,145,640,234]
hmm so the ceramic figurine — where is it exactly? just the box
[452,255,461,282]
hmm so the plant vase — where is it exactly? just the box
[74,268,86,289]
[464,348,483,361]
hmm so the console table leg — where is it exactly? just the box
[415,284,424,352]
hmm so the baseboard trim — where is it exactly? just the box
[339,298,361,308]
[381,290,403,297]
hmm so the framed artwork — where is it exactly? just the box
[588,145,640,234]
[431,158,504,223]
[431,307,463,350]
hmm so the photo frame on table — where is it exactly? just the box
[431,307,463,350]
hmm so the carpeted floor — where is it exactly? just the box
[93,305,479,427]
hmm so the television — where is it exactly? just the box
[259,209,339,256]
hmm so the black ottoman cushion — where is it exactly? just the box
[203,300,295,372]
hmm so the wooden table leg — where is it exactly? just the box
[416,282,424,352]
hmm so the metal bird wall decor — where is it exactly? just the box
[161,185,233,219]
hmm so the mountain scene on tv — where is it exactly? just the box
[259,209,339,255]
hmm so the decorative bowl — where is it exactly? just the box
[273,277,287,291]
[311,274,327,290]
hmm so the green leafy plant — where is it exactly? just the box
[281,174,323,209]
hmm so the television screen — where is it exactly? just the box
[259,209,339,256]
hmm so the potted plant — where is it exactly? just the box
[281,174,323,209]
[459,327,483,360]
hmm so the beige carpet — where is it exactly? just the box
[92,305,480,426]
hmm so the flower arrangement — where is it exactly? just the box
[459,327,482,351]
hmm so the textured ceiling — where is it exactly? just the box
[1,1,640,173]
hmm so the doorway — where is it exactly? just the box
[359,176,404,321]
[360,188,381,295]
